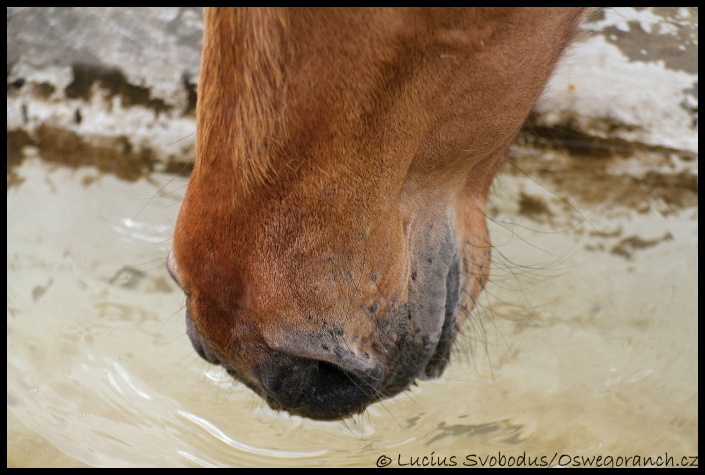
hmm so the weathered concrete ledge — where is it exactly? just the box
[7,8,698,184]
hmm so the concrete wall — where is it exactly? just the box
[7,7,698,179]
[534,7,697,155]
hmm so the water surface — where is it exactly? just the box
[7,148,697,467]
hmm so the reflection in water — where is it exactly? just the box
[7,156,697,467]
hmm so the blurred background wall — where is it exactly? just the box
[7,7,698,180]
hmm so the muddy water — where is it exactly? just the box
[7,145,697,467]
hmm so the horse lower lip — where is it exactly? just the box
[423,316,456,379]
[423,257,461,378]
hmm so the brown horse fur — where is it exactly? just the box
[169,7,590,420]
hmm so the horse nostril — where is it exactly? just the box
[255,357,378,420]
[185,311,222,365]
[182,308,386,419]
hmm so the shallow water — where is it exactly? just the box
[7,149,698,467]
